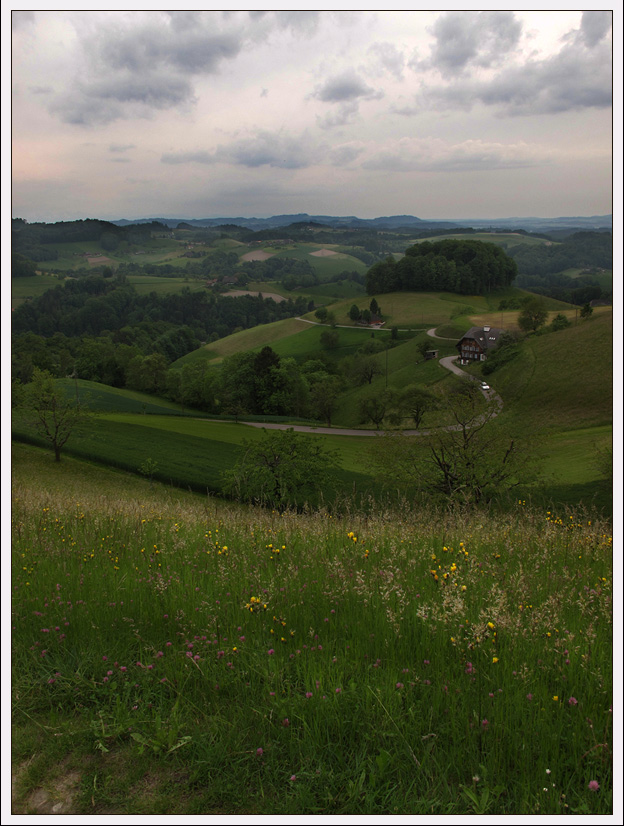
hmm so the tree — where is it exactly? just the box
[351,354,383,385]
[359,391,393,429]
[310,376,342,427]
[580,303,594,319]
[221,428,339,510]
[320,329,340,350]
[315,306,329,323]
[550,313,572,331]
[349,304,361,321]
[395,385,437,429]
[517,297,548,332]
[375,385,536,506]
[20,369,91,462]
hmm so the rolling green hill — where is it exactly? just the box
[489,310,612,430]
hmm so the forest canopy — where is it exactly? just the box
[366,239,517,295]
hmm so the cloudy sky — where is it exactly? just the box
[10,8,615,222]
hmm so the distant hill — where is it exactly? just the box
[111,213,612,233]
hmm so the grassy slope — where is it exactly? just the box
[491,311,612,430]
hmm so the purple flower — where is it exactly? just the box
[526,693,533,701]
[588,780,599,792]
[282,718,290,726]
[268,648,275,655]
[256,747,264,756]
[290,774,296,782]
[568,696,578,706]
[481,719,489,728]
[396,682,404,689]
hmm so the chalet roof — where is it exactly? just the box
[457,326,504,350]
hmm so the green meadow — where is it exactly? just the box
[11,442,613,814]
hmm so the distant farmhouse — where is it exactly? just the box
[456,325,504,365]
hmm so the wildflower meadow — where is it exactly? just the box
[11,446,613,815]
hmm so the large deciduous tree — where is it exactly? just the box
[222,428,339,510]
[375,385,537,506]
[20,368,91,462]
[517,297,548,332]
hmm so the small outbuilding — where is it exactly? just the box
[456,325,504,365]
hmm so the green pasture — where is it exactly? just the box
[11,273,64,308]
[268,324,400,363]
[12,413,379,506]
[298,281,368,302]
[301,291,492,328]
[175,317,312,366]
[11,401,612,512]
[489,311,612,430]
[561,268,613,291]
[55,379,193,415]
[268,244,369,280]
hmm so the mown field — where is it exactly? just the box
[11,443,613,815]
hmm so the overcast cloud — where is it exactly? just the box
[10,9,614,221]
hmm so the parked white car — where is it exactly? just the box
[481,381,490,390]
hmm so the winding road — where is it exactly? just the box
[242,328,502,437]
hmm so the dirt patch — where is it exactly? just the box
[13,767,82,815]
[224,290,285,302]
[241,250,274,262]
[87,256,113,266]
[309,248,338,257]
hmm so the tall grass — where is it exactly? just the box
[11,445,612,814]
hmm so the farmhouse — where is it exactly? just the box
[456,325,504,364]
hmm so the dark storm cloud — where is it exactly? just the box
[47,13,249,126]
[45,11,331,127]
[162,131,324,170]
[577,10,612,48]
[96,24,242,74]
[419,11,522,77]
[416,12,612,117]
[425,35,612,116]
[51,71,195,125]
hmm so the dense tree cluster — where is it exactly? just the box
[11,276,309,392]
[366,239,517,295]
[12,276,308,341]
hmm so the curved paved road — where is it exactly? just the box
[242,342,501,436]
